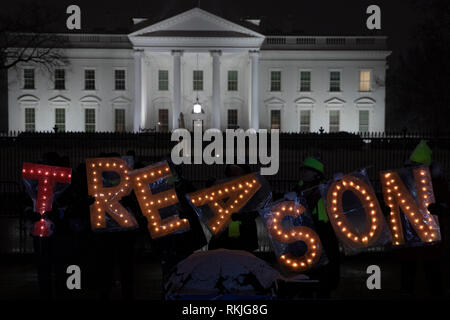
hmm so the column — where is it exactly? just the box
[172,50,182,130]
[211,50,221,129]
[249,51,259,130]
[133,50,143,132]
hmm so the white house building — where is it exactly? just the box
[7,8,390,133]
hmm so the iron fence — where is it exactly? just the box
[1,130,449,253]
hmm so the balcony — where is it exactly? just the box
[262,36,387,50]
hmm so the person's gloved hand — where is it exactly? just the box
[43,208,60,222]
[380,203,391,217]
[427,203,441,216]
[284,192,296,201]
[85,195,95,206]
[136,214,148,228]
[25,208,42,222]
[231,212,242,221]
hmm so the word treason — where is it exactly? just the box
[23,161,440,272]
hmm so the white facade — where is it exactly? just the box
[7,8,390,133]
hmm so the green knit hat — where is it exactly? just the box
[302,157,324,174]
[409,140,432,165]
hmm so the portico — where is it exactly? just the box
[128,8,265,132]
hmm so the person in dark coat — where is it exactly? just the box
[397,140,445,297]
[294,156,341,299]
[89,152,139,300]
[150,159,208,284]
[25,207,53,299]
[208,164,260,253]
[24,152,74,299]
[421,161,448,296]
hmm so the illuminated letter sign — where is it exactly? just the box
[266,201,322,271]
[22,163,72,236]
[187,173,261,235]
[381,167,440,245]
[128,161,189,239]
[86,158,137,230]
[326,175,386,248]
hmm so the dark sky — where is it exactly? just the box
[3,0,427,56]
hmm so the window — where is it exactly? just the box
[300,110,311,133]
[55,108,65,132]
[270,71,281,91]
[227,70,238,91]
[158,70,169,91]
[54,69,65,90]
[23,69,35,89]
[359,110,369,132]
[158,109,169,132]
[227,109,238,129]
[359,70,371,92]
[24,108,35,132]
[193,70,203,91]
[330,71,341,92]
[115,70,126,90]
[270,110,281,130]
[84,69,95,90]
[85,109,96,132]
[300,71,311,92]
[329,110,340,132]
[115,109,125,132]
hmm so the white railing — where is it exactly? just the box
[262,36,387,50]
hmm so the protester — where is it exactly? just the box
[90,152,138,300]
[150,158,208,285]
[294,156,340,298]
[207,164,260,253]
[25,206,53,299]
[396,140,445,296]
[24,152,75,299]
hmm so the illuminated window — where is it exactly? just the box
[23,69,35,89]
[329,110,340,132]
[271,110,281,130]
[54,69,65,90]
[300,71,311,92]
[193,70,203,91]
[158,70,168,91]
[115,109,125,132]
[55,108,65,132]
[227,109,238,129]
[115,70,126,90]
[25,108,35,132]
[227,71,238,91]
[300,110,311,133]
[270,71,281,91]
[158,109,169,132]
[359,70,371,92]
[330,71,340,92]
[84,69,95,90]
[85,109,96,132]
[359,110,369,132]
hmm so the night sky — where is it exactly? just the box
[2,0,427,57]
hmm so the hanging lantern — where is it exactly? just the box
[193,98,202,114]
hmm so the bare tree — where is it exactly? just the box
[0,2,68,131]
